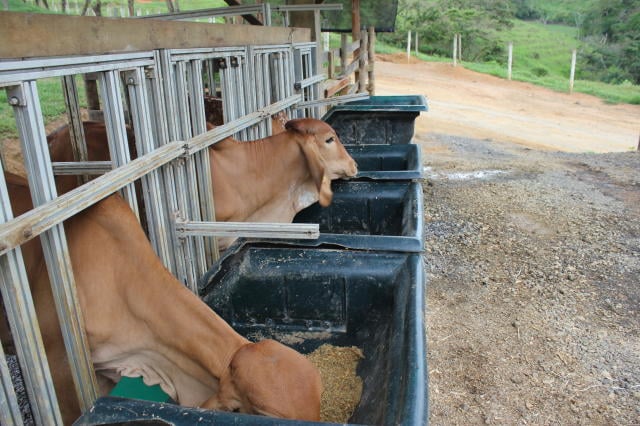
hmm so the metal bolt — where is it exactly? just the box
[127,77,135,85]
[8,96,20,106]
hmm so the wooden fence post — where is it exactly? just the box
[569,49,577,94]
[352,0,361,88]
[452,33,457,67]
[359,29,367,93]
[368,26,376,95]
[457,33,462,61]
[340,33,348,76]
[407,31,411,63]
[507,42,513,80]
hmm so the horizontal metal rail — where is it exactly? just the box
[175,220,319,239]
[187,94,301,154]
[0,141,184,257]
[295,92,369,109]
[0,52,154,85]
[137,5,264,20]
[273,4,343,12]
[0,95,302,256]
[295,74,326,90]
[51,161,113,175]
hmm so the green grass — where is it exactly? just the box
[496,21,580,79]
[0,77,87,140]
[6,0,229,16]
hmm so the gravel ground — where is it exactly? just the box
[420,133,640,425]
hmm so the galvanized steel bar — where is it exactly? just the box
[174,60,206,280]
[295,92,369,109]
[0,141,184,257]
[52,161,112,175]
[8,81,98,413]
[186,59,219,264]
[244,48,257,139]
[295,74,326,90]
[234,54,250,140]
[0,339,22,426]
[0,162,61,426]
[156,49,186,279]
[61,75,89,184]
[187,94,302,154]
[125,67,174,269]
[273,4,343,12]
[0,51,153,74]
[262,3,272,26]
[172,157,198,291]
[0,59,154,86]
[98,70,141,220]
[137,5,263,21]
[175,220,319,239]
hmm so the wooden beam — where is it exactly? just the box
[0,12,310,59]
[324,77,350,98]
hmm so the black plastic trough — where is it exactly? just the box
[347,143,423,181]
[74,241,428,426]
[291,180,424,252]
[323,95,428,145]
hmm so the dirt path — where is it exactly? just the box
[375,55,640,424]
[375,54,640,153]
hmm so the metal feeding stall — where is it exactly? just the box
[0,6,427,426]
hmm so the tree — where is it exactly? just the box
[379,0,514,62]
[579,0,640,83]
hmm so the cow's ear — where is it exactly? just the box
[201,371,243,412]
[299,137,332,206]
[285,118,318,135]
[284,119,304,134]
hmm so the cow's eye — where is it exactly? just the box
[325,136,335,144]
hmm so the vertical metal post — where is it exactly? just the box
[151,50,182,277]
[261,2,271,26]
[0,338,22,426]
[186,59,219,264]
[175,60,207,280]
[125,67,174,269]
[8,81,98,414]
[309,46,321,118]
[243,49,258,140]
[61,75,89,184]
[235,53,249,141]
[97,70,140,219]
[0,163,61,425]
[254,52,267,137]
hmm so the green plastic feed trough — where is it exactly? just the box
[323,95,428,145]
[74,241,428,426]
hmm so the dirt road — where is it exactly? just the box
[375,55,640,424]
[375,54,640,153]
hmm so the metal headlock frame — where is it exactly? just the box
[0,42,332,424]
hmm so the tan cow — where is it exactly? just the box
[48,118,357,248]
[5,173,323,424]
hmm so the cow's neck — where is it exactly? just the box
[92,262,250,406]
[210,133,318,222]
[82,197,250,405]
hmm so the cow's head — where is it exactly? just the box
[285,118,358,207]
[202,339,322,421]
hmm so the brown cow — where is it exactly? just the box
[5,173,323,424]
[48,118,357,248]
